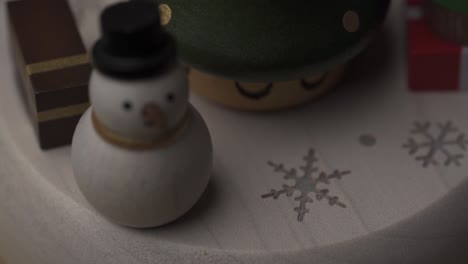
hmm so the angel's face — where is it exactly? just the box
[189,65,346,111]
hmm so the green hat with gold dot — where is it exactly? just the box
[158,0,390,81]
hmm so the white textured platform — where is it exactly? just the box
[1,1,468,264]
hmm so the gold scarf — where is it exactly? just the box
[92,110,191,150]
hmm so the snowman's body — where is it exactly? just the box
[71,2,213,228]
[72,105,212,228]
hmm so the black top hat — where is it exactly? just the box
[92,1,176,79]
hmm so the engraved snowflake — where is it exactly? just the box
[403,121,468,167]
[261,149,350,222]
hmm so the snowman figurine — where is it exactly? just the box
[71,1,213,228]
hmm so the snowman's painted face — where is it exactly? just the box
[90,65,189,141]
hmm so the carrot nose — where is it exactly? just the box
[142,103,166,128]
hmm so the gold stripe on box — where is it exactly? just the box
[26,54,89,76]
[37,102,90,123]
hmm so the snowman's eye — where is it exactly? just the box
[122,101,133,111]
[166,93,176,103]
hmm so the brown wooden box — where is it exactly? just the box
[7,0,91,149]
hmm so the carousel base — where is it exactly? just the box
[1,2,468,264]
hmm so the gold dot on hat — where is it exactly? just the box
[159,4,172,26]
[343,10,360,33]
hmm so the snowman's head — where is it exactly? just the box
[90,65,189,141]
